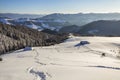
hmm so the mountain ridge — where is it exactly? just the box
[77,20,120,36]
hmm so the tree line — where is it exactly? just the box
[0,23,68,55]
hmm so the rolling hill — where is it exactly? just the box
[78,20,120,36]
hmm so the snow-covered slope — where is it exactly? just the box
[15,18,30,22]
[0,17,67,31]
[0,37,120,80]
[0,17,12,25]
[23,21,43,31]
[26,23,38,29]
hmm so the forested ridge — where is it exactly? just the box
[0,23,68,55]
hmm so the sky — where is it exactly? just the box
[0,0,120,14]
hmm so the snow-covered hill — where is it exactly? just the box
[0,36,120,80]
[0,17,68,31]
[0,17,12,25]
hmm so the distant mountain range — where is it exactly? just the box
[0,17,69,31]
[1,13,120,36]
[41,13,120,26]
[1,13,120,26]
[0,13,45,19]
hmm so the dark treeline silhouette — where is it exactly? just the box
[0,23,68,55]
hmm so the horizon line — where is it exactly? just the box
[1,12,120,15]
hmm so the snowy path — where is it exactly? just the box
[26,49,52,80]
[1,37,120,80]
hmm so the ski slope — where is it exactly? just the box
[0,36,120,80]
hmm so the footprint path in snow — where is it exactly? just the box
[27,49,51,80]
[26,45,120,80]
[27,67,52,80]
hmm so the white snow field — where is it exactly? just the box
[1,36,120,80]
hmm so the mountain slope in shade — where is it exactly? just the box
[59,25,80,33]
[78,20,120,36]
